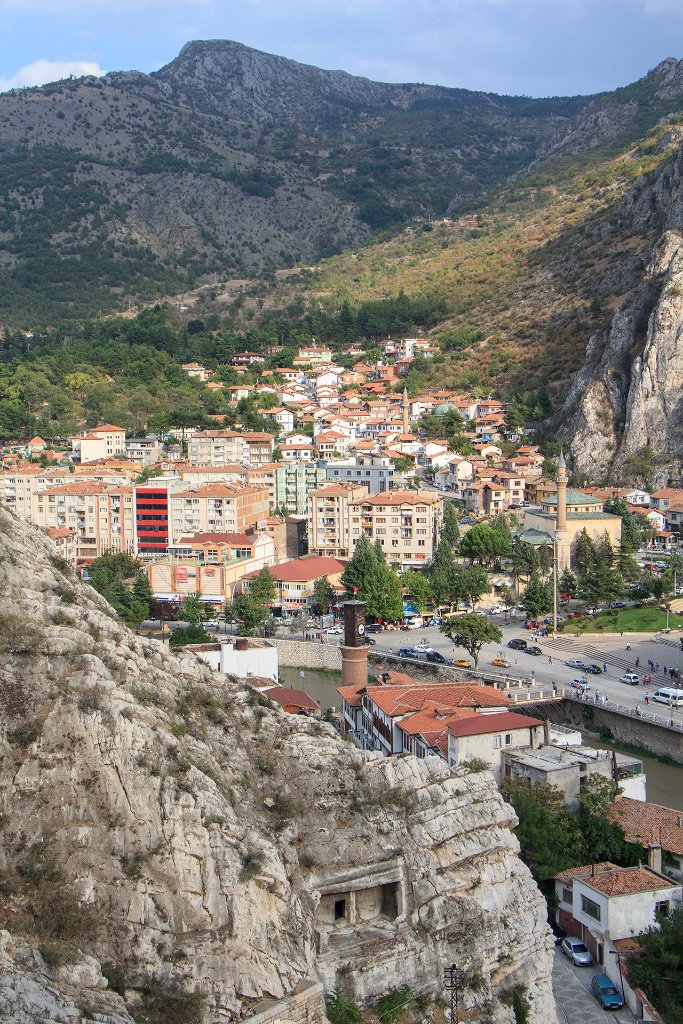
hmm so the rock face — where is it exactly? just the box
[0,508,557,1024]
[560,139,683,482]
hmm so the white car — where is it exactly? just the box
[414,643,433,653]
[204,619,219,629]
[325,625,343,635]
[489,604,503,614]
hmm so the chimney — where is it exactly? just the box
[543,718,552,746]
[649,844,663,874]
[235,638,249,651]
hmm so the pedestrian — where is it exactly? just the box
[635,706,641,717]
[603,662,608,673]
[549,656,553,664]
[626,642,632,651]
[644,695,650,705]
[656,663,660,672]
[595,689,600,700]
[636,657,640,667]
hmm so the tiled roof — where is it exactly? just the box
[447,711,543,738]
[366,683,511,716]
[556,861,674,896]
[263,686,318,710]
[610,797,683,856]
[242,556,345,583]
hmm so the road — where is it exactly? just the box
[362,616,683,724]
[553,948,636,1024]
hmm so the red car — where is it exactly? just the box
[525,620,542,630]
[568,612,585,620]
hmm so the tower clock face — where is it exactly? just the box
[358,624,365,636]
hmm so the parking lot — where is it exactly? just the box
[553,948,637,1024]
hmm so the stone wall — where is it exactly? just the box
[269,637,342,670]
[241,983,325,1024]
[530,699,683,762]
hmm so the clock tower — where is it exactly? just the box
[340,600,369,688]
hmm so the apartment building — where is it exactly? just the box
[148,532,276,604]
[33,482,135,562]
[168,484,269,544]
[325,456,394,495]
[125,435,163,467]
[71,424,126,464]
[188,431,245,467]
[348,490,443,568]
[241,555,345,613]
[294,345,333,365]
[308,483,369,559]
[272,462,327,515]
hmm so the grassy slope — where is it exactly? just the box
[563,606,683,633]
[249,125,681,400]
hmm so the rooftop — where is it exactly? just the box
[610,797,683,856]
[556,862,677,897]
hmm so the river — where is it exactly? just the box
[279,666,343,709]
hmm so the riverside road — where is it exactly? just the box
[352,617,683,724]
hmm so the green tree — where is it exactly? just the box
[559,567,577,598]
[401,571,433,613]
[510,538,539,587]
[176,593,205,626]
[461,565,489,609]
[441,502,460,547]
[501,779,584,882]
[429,539,462,606]
[312,576,335,615]
[574,529,597,579]
[440,613,502,667]
[342,534,376,596]
[581,534,624,605]
[232,593,269,636]
[628,908,683,1021]
[249,567,277,608]
[459,523,508,565]
[132,568,153,611]
[364,561,404,622]
[522,573,552,619]
[169,623,212,648]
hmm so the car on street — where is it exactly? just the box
[326,625,343,635]
[525,645,542,656]
[453,658,473,668]
[398,647,420,659]
[572,678,591,691]
[508,638,528,650]
[565,659,586,669]
[414,643,433,653]
[491,656,511,668]
[426,651,449,664]
[489,604,503,614]
[620,673,640,686]
[610,600,628,609]
[584,664,603,674]
[524,620,542,630]
[561,937,593,966]
[590,974,623,1010]
[365,637,376,645]
[366,623,383,633]
[204,620,219,629]
[567,611,585,619]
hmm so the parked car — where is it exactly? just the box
[572,678,591,692]
[525,645,542,656]
[568,612,585,619]
[398,647,420,658]
[590,974,623,1010]
[565,659,586,669]
[491,656,511,668]
[325,625,343,635]
[524,620,542,630]
[620,673,640,686]
[366,623,383,633]
[561,937,593,966]
[508,638,528,650]
[584,664,603,674]
[453,658,473,668]
[610,600,628,608]
[414,642,433,653]
[489,604,503,614]
[426,651,449,664]
[204,620,219,629]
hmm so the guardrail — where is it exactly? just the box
[565,690,683,732]
[373,652,564,701]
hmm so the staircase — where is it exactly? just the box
[543,635,679,688]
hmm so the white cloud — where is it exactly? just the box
[0,59,106,93]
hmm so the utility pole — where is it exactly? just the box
[443,963,462,1024]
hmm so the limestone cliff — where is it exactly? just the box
[560,136,683,482]
[0,508,556,1024]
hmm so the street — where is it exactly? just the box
[553,948,637,1024]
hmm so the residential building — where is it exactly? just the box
[261,685,319,716]
[325,456,395,495]
[147,534,275,604]
[263,406,295,435]
[33,482,135,562]
[610,797,683,880]
[241,555,345,614]
[447,712,544,781]
[501,744,645,808]
[187,431,274,467]
[134,478,182,556]
[278,441,316,463]
[294,345,333,365]
[651,488,683,512]
[44,526,77,569]
[272,462,328,515]
[186,638,278,682]
[125,435,163,467]
[181,362,214,381]
[554,861,682,964]
[71,424,126,464]
[168,484,269,543]
[308,483,369,559]
[348,490,443,568]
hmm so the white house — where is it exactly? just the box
[447,711,544,781]
[186,637,279,683]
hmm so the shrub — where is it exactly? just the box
[136,980,204,1024]
[326,988,361,1024]
[239,849,266,881]
[39,941,73,969]
[512,988,531,1024]
[462,757,490,773]
[376,986,415,1024]
[77,687,104,714]
[101,961,127,996]
[17,854,63,886]
[170,722,187,738]
[7,719,43,747]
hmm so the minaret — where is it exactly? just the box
[555,449,570,571]
[402,388,409,434]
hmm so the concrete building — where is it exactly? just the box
[241,555,345,615]
[325,456,395,495]
[308,482,369,559]
[187,430,274,467]
[181,362,214,382]
[348,490,443,569]
[554,861,682,965]
[33,482,135,562]
[125,435,163,467]
[168,484,270,543]
[71,424,126,464]
[273,462,328,515]
[147,535,275,605]
[501,744,645,808]
[447,712,544,781]
[187,637,278,682]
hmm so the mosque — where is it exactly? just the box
[520,453,622,571]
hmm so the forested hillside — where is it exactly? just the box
[0,40,682,325]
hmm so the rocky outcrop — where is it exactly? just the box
[0,509,557,1023]
[560,141,683,482]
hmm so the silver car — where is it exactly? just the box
[561,937,593,966]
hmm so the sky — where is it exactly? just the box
[0,0,682,98]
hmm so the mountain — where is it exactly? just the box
[1,39,682,325]
[0,507,556,1023]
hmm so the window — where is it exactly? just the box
[562,887,573,904]
[492,736,502,748]
[655,900,670,918]
[504,733,512,745]
[581,895,601,921]
[334,898,346,921]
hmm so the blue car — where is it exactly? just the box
[590,974,623,1010]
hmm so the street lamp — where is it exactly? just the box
[609,949,627,1006]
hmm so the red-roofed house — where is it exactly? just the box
[447,711,543,779]
[262,685,320,716]
[242,556,346,612]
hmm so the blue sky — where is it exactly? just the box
[0,0,682,97]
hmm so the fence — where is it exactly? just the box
[564,690,683,733]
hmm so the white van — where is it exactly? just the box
[404,616,424,629]
[653,688,683,707]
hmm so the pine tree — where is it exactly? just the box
[341,533,376,595]
[441,502,460,547]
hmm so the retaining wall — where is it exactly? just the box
[241,982,325,1024]
[269,637,342,671]
[534,699,683,763]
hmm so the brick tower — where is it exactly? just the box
[340,600,369,688]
